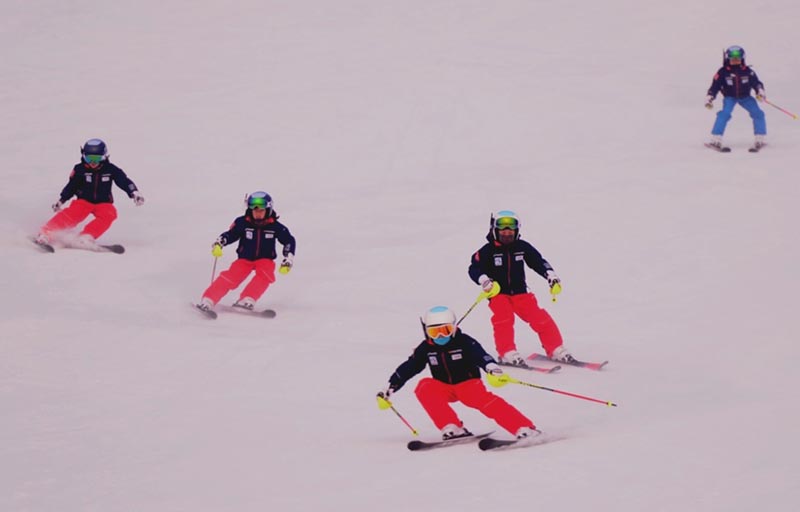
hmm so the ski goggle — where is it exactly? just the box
[494,217,519,230]
[426,323,455,339]
[84,154,104,163]
[727,48,743,59]
[248,197,270,210]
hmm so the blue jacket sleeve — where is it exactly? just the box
[112,166,139,198]
[707,68,725,98]
[462,333,497,371]
[218,217,244,245]
[388,341,429,392]
[58,169,79,203]
[277,223,296,256]
[522,241,554,279]
[468,245,490,284]
[750,69,764,93]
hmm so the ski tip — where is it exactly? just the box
[29,237,55,252]
[407,440,425,451]
[102,244,125,254]
[191,303,218,319]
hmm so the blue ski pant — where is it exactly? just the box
[711,96,766,136]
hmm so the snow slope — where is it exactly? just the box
[2,1,799,511]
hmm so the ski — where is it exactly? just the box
[222,304,277,318]
[407,431,492,451]
[30,237,55,253]
[60,242,125,254]
[191,302,218,319]
[526,353,608,371]
[479,431,561,451]
[98,244,125,254]
[497,362,561,374]
[704,142,731,153]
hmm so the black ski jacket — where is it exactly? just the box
[388,330,496,392]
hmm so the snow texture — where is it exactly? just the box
[2,1,799,511]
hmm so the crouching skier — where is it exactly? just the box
[377,306,537,441]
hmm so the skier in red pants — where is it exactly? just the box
[35,138,144,248]
[377,306,537,441]
[468,210,575,366]
[197,191,296,313]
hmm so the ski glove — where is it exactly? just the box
[132,191,145,206]
[211,243,223,258]
[279,253,294,274]
[756,89,766,101]
[704,95,714,109]
[485,363,504,376]
[478,275,494,293]
[52,200,63,212]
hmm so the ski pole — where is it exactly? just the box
[457,282,500,326]
[377,394,419,436]
[488,374,618,407]
[210,257,219,284]
[763,98,798,119]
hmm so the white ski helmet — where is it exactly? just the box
[490,210,521,242]
[422,306,457,345]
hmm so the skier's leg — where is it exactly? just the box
[40,199,93,236]
[739,96,767,135]
[457,379,535,435]
[80,203,118,239]
[513,293,564,357]
[238,258,277,301]
[711,96,738,135]
[202,259,254,305]
[414,378,461,430]
[488,294,516,358]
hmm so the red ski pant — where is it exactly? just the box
[41,199,118,240]
[414,377,534,435]
[202,258,276,305]
[488,293,563,358]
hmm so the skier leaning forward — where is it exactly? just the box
[377,306,538,441]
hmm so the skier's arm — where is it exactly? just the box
[468,247,489,284]
[751,70,765,96]
[217,218,244,246]
[276,224,296,256]
[463,334,497,371]
[112,167,139,198]
[388,343,428,393]
[58,170,79,203]
[706,70,724,98]
[522,241,555,279]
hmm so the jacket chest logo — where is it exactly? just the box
[428,354,439,366]
[494,255,503,266]
[85,173,93,182]
[246,228,274,240]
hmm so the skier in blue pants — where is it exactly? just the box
[705,45,767,151]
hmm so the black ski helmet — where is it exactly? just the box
[245,191,273,216]
[81,138,108,164]
[723,46,746,66]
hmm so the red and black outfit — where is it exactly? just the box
[41,161,139,240]
[387,330,534,435]
[468,234,564,358]
[202,211,295,305]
